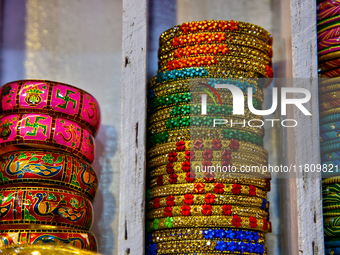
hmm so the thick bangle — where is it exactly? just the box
[320,99,340,110]
[318,1,340,12]
[325,226,340,237]
[0,149,97,201]
[0,228,97,251]
[159,20,272,45]
[148,194,268,210]
[324,209,340,217]
[147,204,268,219]
[0,187,92,230]
[0,245,98,255]
[320,67,340,77]
[318,5,340,21]
[320,120,340,133]
[149,182,267,199]
[320,90,340,103]
[322,151,340,161]
[0,80,100,136]
[318,40,340,52]
[320,107,340,118]
[147,215,271,233]
[318,27,340,43]
[325,217,340,228]
[0,114,95,163]
[148,228,265,244]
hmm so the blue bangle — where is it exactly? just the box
[325,247,340,255]
[322,151,340,161]
[321,120,340,133]
[321,114,340,125]
[322,138,340,147]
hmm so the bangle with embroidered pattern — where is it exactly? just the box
[147,194,269,210]
[147,215,271,232]
[152,239,267,254]
[159,32,272,57]
[147,203,268,219]
[158,20,272,45]
[147,140,268,160]
[148,228,266,244]
[149,182,267,199]
[320,99,340,110]
[159,44,272,66]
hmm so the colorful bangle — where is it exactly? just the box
[320,67,340,77]
[318,39,340,52]
[148,228,265,244]
[325,226,340,237]
[159,20,272,45]
[0,114,95,163]
[320,90,340,103]
[322,151,340,161]
[324,210,340,217]
[320,107,340,118]
[319,52,340,64]
[324,203,340,211]
[147,204,268,219]
[149,182,267,199]
[0,228,97,251]
[318,5,340,21]
[323,183,340,194]
[323,176,340,184]
[0,245,98,255]
[0,187,92,230]
[320,99,340,110]
[147,215,271,233]
[0,80,100,136]
[148,194,268,210]
[318,26,340,43]
[324,193,340,204]
[0,149,97,201]
[325,217,340,228]
[319,77,340,87]
[318,1,340,12]
[318,18,340,34]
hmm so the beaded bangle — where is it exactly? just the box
[158,56,273,78]
[159,20,272,45]
[318,1,340,12]
[149,182,267,199]
[0,80,101,137]
[0,113,95,163]
[0,187,92,230]
[147,140,268,161]
[325,226,340,237]
[159,44,272,66]
[320,107,340,118]
[153,239,266,254]
[318,5,340,21]
[322,151,340,161]
[320,67,340,77]
[147,204,268,219]
[320,99,340,110]
[324,217,340,228]
[147,194,268,210]
[147,215,271,232]
[0,149,97,201]
[0,228,97,251]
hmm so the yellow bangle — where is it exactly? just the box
[147,193,269,210]
[149,182,267,199]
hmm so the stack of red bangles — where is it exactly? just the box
[317,0,340,254]
[146,20,273,255]
[0,80,100,252]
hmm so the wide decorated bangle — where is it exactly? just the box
[147,215,271,233]
[0,114,95,163]
[148,227,266,244]
[0,187,92,230]
[0,149,97,201]
[0,245,98,255]
[0,80,100,136]
[149,182,267,199]
[159,20,272,45]
[0,228,97,251]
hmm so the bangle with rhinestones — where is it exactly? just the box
[147,215,271,232]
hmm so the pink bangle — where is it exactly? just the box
[318,26,340,41]
[318,0,340,12]
[0,113,95,163]
[318,37,340,50]
[0,80,101,137]
[318,5,340,20]
[318,45,340,56]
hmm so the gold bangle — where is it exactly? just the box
[319,78,340,87]
[319,83,340,94]
[320,107,340,118]
[148,215,271,233]
[159,20,272,45]
[148,193,268,210]
[159,44,271,66]
[149,228,266,244]
[147,204,268,219]
[147,140,268,160]
[149,182,267,199]
[158,56,273,78]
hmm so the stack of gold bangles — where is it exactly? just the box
[0,80,101,252]
[146,20,272,255]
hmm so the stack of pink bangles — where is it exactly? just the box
[0,80,101,252]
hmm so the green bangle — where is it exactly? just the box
[324,226,340,237]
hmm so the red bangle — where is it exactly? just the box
[0,80,101,136]
[0,113,95,163]
[0,228,97,251]
[0,187,93,230]
[320,67,340,77]
[318,0,340,12]
[0,149,97,201]
[318,58,340,71]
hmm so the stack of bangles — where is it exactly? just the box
[146,20,273,255]
[317,1,340,253]
[0,80,101,252]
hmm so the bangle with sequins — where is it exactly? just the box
[151,239,267,254]
[318,1,340,12]
[320,99,340,110]
[147,140,268,160]
[325,226,340,237]
[148,228,266,243]
[147,203,268,219]
[0,114,95,163]
[320,67,340,77]
[159,20,272,45]
[147,215,271,232]
[0,228,97,251]
[160,44,272,66]
[148,194,268,210]
[0,187,93,230]
[0,149,97,201]
[149,182,267,199]
[158,56,273,78]
[0,80,101,137]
